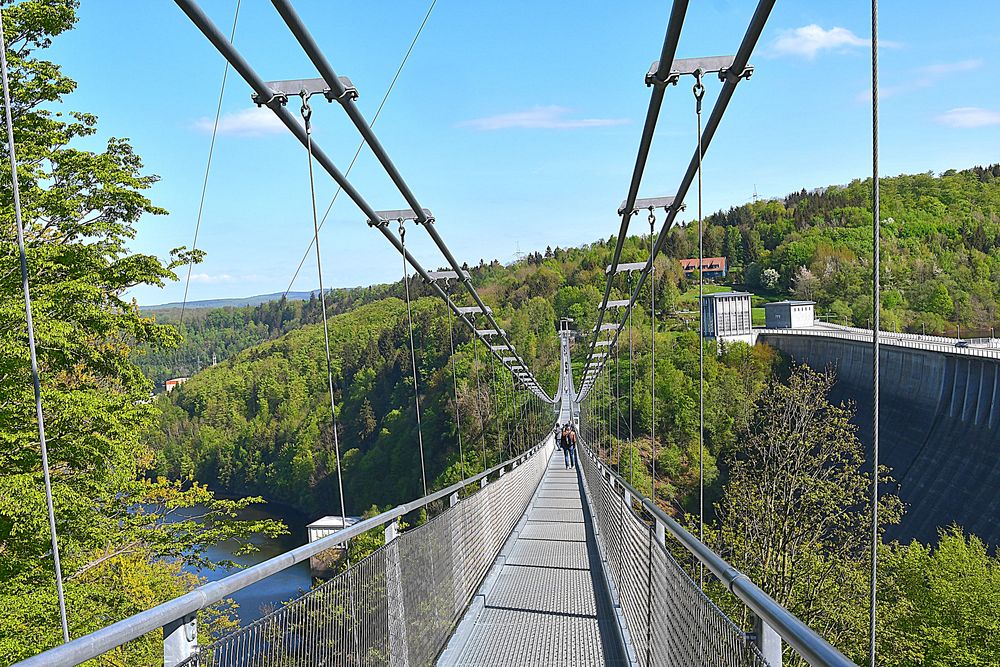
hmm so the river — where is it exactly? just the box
[182,502,313,624]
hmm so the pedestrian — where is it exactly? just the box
[561,425,574,468]
[567,427,577,469]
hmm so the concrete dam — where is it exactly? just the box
[758,329,1000,546]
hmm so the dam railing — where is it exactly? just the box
[578,441,858,667]
[759,325,1000,359]
[15,437,556,667]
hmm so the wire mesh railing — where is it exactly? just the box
[579,442,768,667]
[177,437,554,667]
[577,440,857,667]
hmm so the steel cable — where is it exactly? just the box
[694,69,706,588]
[283,0,438,296]
[0,6,69,642]
[446,297,466,481]
[868,0,881,663]
[180,0,241,324]
[399,221,428,496]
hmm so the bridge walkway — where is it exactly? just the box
[438,451,627,666]
[439,330,627,666]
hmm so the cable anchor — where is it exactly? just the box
[693,68,706,113]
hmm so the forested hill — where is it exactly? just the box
[690,164,1000,333]
[147,165,1000,518]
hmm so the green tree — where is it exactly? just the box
[0,3,281,660]
[712,365,902,660]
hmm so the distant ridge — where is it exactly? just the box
[143,291,317,311]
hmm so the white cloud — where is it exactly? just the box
[918,59,983,77]
[934,107,1000,128]
[194,107,287,137]
[857,58,984,102]
[187,273,235,284]
[459,106,629,131]
[771,24,869,59]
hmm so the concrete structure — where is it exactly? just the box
[680,256,727,279]
[758,327,1000,545]
[701,291,754,345]
[164,377,189,393]
[764,300,815,329]
[306,515,360,577]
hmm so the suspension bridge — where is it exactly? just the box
[7,0,994,666]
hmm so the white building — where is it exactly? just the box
[307,515,361,578]
[764,300,815,329]
[701,292,754,345]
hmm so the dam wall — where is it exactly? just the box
[758,331,1000,545]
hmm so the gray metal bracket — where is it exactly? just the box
[367,208,435,228]
[251,76,357,107]
[606,261,648,275]
[457,305,492,316]
[476,328,505,337]
[646,55,753,87]
[427,269,471,284]
[618,196,681,216]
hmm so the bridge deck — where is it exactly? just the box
[440,451,627,666]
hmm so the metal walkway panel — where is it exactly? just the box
[530,508,585,523]
[456,609,624,666]
[533,497,583,509]
[519,522,586,542]
[506,539,590,569]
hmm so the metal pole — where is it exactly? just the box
[583,0,689,366]
[171,0,544,396]
[270,0,545,399]
[0,7,70,643]
[579,0,776,398]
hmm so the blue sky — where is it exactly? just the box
[45,1,1000,305]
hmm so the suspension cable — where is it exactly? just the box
[399,220,428,496]
[472,334,487,473]
[615,333,621,473]
[180,0,241,324]
[868,0,881,663]
[694,68,707,589]
[300,95,348,538]
[628,271,635,486]
[446,294,465,481]
[0,6,69,643]
[649,211,658,502]
[283,0,438,296]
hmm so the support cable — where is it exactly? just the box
[282,0,437,296]
[868,0,881,664]
[446,294,465,481]
[180,0,241,323]
[693,68,706,589]
[399,221,428,496]
[472,335,487,473]
[0,7,69,643]
[649,212,658,502]
[629,272,635,486]
[300,96,348,551]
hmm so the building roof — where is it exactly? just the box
[679,257,726,271]
[764,300,816,307]
[702,291,750,299]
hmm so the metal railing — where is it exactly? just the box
[578,442,857,667]
[758,326,1000,359]
[16,437,555,667]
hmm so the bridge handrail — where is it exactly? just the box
[581,442,857,667]
[758,326,1000,359]
[15,441,549,667]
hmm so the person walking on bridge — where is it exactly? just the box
[561,425,577,469]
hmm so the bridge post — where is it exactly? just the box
[752,613,783,666]
[162,613,197,667]
[384,519,410,667]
